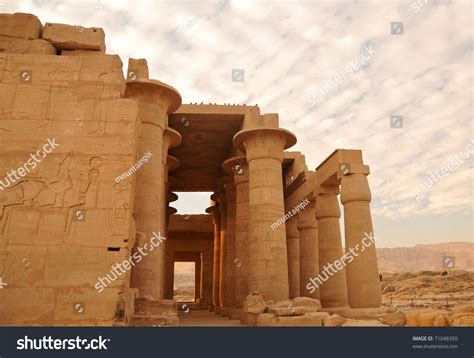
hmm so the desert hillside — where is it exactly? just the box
[377,242,473,272]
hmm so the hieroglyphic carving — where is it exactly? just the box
[0,152,105,235]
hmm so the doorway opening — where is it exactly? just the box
[173,261,195,302]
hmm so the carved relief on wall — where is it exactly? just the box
[0,152,105,236]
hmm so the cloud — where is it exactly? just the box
[2,0,472,223]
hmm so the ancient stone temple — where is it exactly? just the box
[0,13,383,326]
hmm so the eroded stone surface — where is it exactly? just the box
[244,292,266,314]
[377,311,407,326]
[0,36,56,55]
[293,297,322,310]
[43,23,106,51]
[0,13,43,40]
[323,314,347,327]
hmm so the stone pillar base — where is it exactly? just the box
[214,307,222,315]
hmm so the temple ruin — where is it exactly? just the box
[0,13,384,326]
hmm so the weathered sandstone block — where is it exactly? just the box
[276,312,329,326]
[268,306,320,316]
[323,314,347,326]
[268,308,295,317]
[127,58,149,80]
[376,311,407,326]
[0,36,56,55]
[0,13,43,40]
[54,287,121,325]
[256,313,278,326]
[43,23,106,51]
[243,292,266,314]
[135,298,177,317]
[268,299,292,309]
[0,288,55,325]
[293,307,320,315]
[293,296,322,310]
[61,49,104,56]
[241,312,258,326]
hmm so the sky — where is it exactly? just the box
[2,0,472,248]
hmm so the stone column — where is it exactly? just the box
[340,170,381,308]
[201,241,214,310]
[233,115,296,302]
[214,183,228,310]
[297,197,320,299]
[126,79,181,300]
[286,217,300,298]
[162,128,181,233]
[315,186,349,308]
[223,180,236,313]
[166,206,177,225]
[206,200,221,312]
[195,256,202,303]
[223,156,249,308]
[161,129,181,298]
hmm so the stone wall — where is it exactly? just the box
[0,13,140,325]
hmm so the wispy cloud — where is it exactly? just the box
[3,0,472,226]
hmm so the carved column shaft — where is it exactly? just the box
[315,186,348,308]
[297,199,319,299]
[224,181,236,310]
[126,78,181,301]
[340,172,381,308]
[286,217,300,298]
[209,203,221,310]
[215,189,228,309]
[234,123,295,302]
[130,102,165,300]
[223,156,249,308]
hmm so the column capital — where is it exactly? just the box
[125,79,182,113]
[165,155,180,172]
[296,199,317,231]
[163,127,182,151]
[340,173,371,204]
[206,204,221,223]
[168,192,178,203]
[233,128,296,162]
[222,155,249,184]
[214,178,232,209]
[315,188,341,220]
